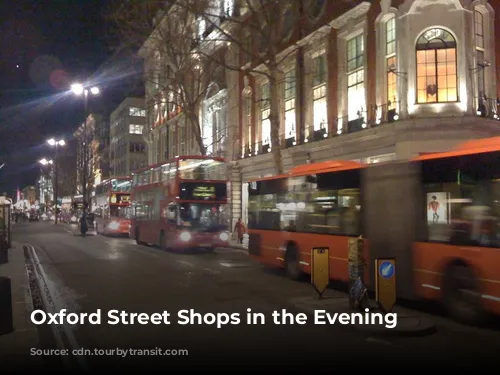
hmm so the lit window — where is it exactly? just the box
[347,34,364,72]
[223,0,233,17]
[245,95,252,152]
[203,106,213,154]
[386,17,396,55]
[387,57,397,109]
[416,28,457,103]
[129,107,145,116]
[385,17,397,111]
[474,10,484,49]
[284,69,296,138]
[347,34,365,121]
[261,82,271,145]
[475,10,485,100]
[198,18,206,39]
[312,54,327,131]
[129,125,144,134]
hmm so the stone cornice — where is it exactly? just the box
[329,1,371,29]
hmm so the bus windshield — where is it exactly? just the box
[178,203,227,231]
[110,205,131,219]
[178,159,226,180]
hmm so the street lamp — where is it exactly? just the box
[46,138,65,224]
[39,159,53,216]
[71,82,99,215]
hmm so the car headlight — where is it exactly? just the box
[71,216,76,221]
[179,231,191,242]
[219,232,229,241]
[108,221,120,230]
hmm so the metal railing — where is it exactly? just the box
[238,101,402,159]
[476,97,500,120]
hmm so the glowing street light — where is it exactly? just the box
[70,83,84,96]
[70,82,99,97]
[47,138,65,147]
[39,158,53,166]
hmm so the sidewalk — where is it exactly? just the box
[291,289,436,337]
[0,241,43,369]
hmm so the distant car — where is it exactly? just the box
[29,213,39,222]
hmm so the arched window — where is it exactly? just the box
[416,28,457,103]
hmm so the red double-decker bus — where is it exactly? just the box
[131,155,229,251]
[92,177,132,235]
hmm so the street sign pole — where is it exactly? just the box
[375,258,396,312]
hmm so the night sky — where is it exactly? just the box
[0,0,143,196]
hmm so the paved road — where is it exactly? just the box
[10,222,500,370]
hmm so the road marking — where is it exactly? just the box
[220,262,251,268]
[25,244,88,370]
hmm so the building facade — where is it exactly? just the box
[109,97,148,177]
[140,0,500,228]
[74,112,108,204]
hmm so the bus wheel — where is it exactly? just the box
[285,244,303,281]
[159,231,166,251]
[443,264,484,324]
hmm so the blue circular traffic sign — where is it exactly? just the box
[379,261,395,279]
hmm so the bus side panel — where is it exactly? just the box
[248,229,351,282]
[414,242,500,314]
[248,229,283,268]
[362,161,422,300]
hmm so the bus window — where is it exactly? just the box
[167,203,177,224]
[422,151,500,247]
[161,164,169,182]
[179,159,226,180]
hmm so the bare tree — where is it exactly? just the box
[108,1,223,156]
[176,0,305,174]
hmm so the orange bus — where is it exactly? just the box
[131,155,230,251]
[92,177,132,235]
[248,137,500,323]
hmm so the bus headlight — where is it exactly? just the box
[219,232,229,241]
[179,231,191,242]
[108,221,120,230]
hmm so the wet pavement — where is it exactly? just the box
[5,221,500,370]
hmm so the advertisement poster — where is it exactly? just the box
[426,192,449,225]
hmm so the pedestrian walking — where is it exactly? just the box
[233,218,246,244]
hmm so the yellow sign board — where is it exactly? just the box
[375,258,396,313]
[193,185,216,199]
[311,247,329,297]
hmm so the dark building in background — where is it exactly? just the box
[109,97,147,177]
[91,113,111,185]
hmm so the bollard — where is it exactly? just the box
[0,235,7,264]
[0,276,14,335]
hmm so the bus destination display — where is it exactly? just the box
[179,182,227,201]
[111,193,131,204]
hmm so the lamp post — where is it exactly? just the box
[39,158,53,218]
[46,138,65,224]
[70,83,99,215]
